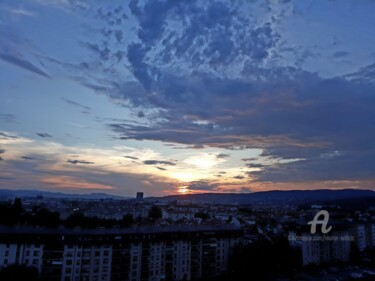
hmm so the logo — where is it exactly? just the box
[307,210,332,234]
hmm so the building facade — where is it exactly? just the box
[0,225,242,281]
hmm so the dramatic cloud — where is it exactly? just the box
[88,0,373,187]
[2,0,375,193]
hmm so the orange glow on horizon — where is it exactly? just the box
[178,186,189,194]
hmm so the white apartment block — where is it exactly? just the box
[0,225,242,281]
[0,243,43,271]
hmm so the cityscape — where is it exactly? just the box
[0,190,375,280]
[1,0,375,280]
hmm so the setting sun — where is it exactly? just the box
[178,186,189,194]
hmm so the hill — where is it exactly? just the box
[149,189,375,205]
[0,189,127,200]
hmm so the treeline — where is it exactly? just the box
[0,199,163,229]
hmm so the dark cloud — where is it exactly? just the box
[143,160,176,166]
[0,132,18,140]
[105,65,375,183]
[21,156,37,160]
[61,97,91,111]
[0,157,3,161]
[0,149,5,154]
[246,163,264,168]
[67,159,94,165]
[36,132,52,138]
[124,155,139,160]
[121,1,280,90]
[233,175,245,179]
[156,166,167,171]
[96,6,127,26]
[0,53,50,78]
[242,158,258,161]
[252,149,375,183]
[75,0,375,185]
[84,42,111,61]
[187,181,220,191]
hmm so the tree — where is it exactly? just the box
[194,212,210,221]
[13,198,23,215]
[226,215,233,224]
[148,205,162,220]
[349,241,361,264]
[33,208,60,228]
[122,213,134,227]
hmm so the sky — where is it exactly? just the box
[1,0,375,197]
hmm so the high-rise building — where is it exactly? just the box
[136,192,144,201]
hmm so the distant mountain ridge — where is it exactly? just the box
[0,189,374,205]
[0,189,127,200]
[149,189,375,205]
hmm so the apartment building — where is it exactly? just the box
[300,231,351,265]
[0,225,242,281]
